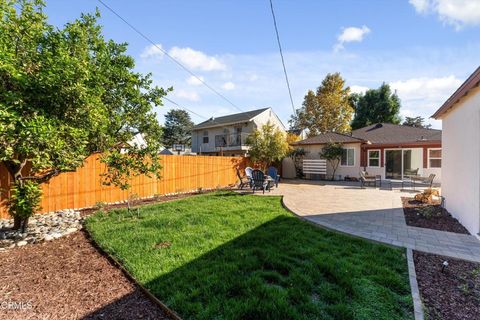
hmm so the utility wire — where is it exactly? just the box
[269,0,296,116]
[97,0,244,113]
[162,97,208,120]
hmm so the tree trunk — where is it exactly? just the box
[13,216,22,230]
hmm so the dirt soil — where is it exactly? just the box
[414,251,480,320]
[0,231,169,320]
[402,197,470,234]
[79,190,221,217]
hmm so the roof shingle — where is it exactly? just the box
[193,108,269,130]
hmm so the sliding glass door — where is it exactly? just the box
[385,150,402,179]
[385,149,422,180]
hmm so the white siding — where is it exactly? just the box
[302,143,362,180]
[441,85,480,235]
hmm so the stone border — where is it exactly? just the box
[407,248,424,320]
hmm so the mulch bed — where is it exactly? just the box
[79,190,221,217]
[0,231,169,320]
[414,251,480,320]
[402,197,470,234]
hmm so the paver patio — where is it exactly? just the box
[260,180,480,262]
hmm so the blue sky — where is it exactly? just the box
[44,0,480,129]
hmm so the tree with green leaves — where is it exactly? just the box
[161,109,194,148]
[351,83,401,129]
[0,0,169,230]
[246,122,289,170]
[320,143,344,181]
[291,73,354,136]
[402,116,431,129]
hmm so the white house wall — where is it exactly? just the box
[302,143,362,179]
[252,109,286,132]
[441,85,480,235]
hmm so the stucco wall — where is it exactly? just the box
[441,85,480,235]
[252,108,286,132]
[302,143,362,180]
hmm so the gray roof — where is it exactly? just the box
[193,108,269,130]
[295,123,441,146]
[294,132,364,145]
[352,123,441,144]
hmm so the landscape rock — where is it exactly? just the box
[0,209,83,250]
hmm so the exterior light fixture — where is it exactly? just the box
[441,260,449,273]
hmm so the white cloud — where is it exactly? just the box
[173,89,200,102]
[169,47,226,71]
[222,81,236,90]
[140,44,164,60]
[390,76,462,123]
[350,85,369,94]
[334,25,371,51]
[186,75,204,86]
[410,0,480,29]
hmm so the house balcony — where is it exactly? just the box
[214,133,249,149]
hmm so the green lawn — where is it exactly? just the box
[85,191,413,320]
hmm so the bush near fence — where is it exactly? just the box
[0,155,246,219]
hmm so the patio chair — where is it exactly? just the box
[359,171,377,188]
[251,169,269,194]
[236,168,250,190]
[404,168,419,178]
[267,166,280,188]
[245,167,253,188]
[411,174,436,190]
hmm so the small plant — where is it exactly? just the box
[320,143,344,180]
[197,187,204,194]
[94,201,107,212]
[416,206,439,219]
[153,193,162,201]
[7,181,42,232]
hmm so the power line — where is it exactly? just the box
[162,97,208,120]
[268,0,296,116]
[97,0,244,113]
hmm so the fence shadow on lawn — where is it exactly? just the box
[85,212,413,319]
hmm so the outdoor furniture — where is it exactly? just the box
[236,168,250,190]
[245,167,253,188]
[410,174,436,190]
[404,168,419,178]
[359,171,377,188]
[251,169,269,194]
[267,166,280,188]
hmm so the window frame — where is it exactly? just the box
[340,148,355,167]
[428,148,442,168]
[367,149,381,168]
[202,130,209,144]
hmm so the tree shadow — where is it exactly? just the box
[82,289,168,320]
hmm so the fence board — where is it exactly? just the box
[0,155,246,219]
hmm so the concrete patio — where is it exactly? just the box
[257,179,480,262]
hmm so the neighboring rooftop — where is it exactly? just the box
[193,108,269,130]
[432,66,480,119]
[294,132,365,145]
[294,123,441,146]
[352,123,441,144]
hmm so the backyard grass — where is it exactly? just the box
[85,191,413,320]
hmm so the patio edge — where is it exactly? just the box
[407,248,425,320]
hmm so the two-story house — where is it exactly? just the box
[191,107,286,156]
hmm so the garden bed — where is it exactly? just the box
[0,231,168,319]
[86,191,414,319]
[414,251,480,320]
[402,197,469,234]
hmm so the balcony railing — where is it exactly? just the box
[215,133,248,148]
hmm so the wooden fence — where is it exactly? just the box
[0,155,246,219]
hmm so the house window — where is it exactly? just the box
[202,131,209,144]
[341,148,355,166]
[368,150,380,167]
[428,148,442,168]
